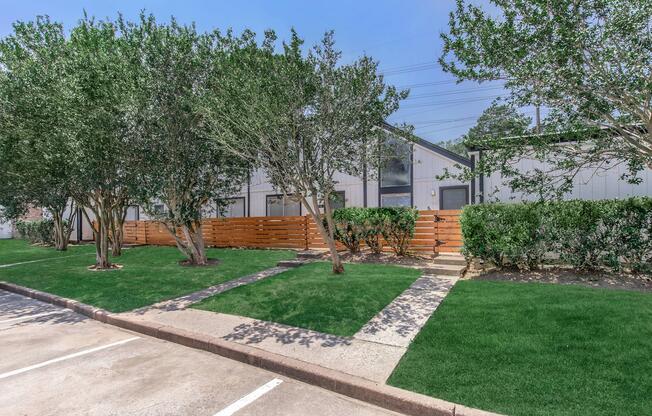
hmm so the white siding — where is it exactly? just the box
[413,146,469,210]
[0,219,12,239]
[470,150,652,202]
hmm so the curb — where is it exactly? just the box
[0,281,502,416]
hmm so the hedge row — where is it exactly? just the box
[461,198,652,273]
[327,207,419,256]
[15,219,55,245]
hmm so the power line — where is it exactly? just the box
[404,85,505,100]
[399,94,504,109]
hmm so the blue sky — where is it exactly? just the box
[0,0,525,144]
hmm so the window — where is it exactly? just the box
[380,139,412,188]
[217,197,245,218]
[152,204,167,215]
[328,191,346,210]
[440,186,469,210]
[266,195,301,216]
[381,193,411,207]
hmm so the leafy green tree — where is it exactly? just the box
[65,15,140,268]
[0,17,77,250]
[129,15,250,266]
[212,31,406,274]
[440,0,652,198]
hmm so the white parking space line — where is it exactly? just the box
[0,336,140,380]
[213,378,284,416]
[0,310,68,325]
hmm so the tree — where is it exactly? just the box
[65,15,140,268]
[440,0,652,198]
[0,17,77,250]
[129,15,249,265]
[211,31,406,274]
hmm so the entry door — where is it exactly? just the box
[439,186,469,210]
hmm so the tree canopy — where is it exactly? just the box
[440,0,652,198]
[210,31,406,273]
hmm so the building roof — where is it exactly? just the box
[380,122,472,167]
[465,125,646,152]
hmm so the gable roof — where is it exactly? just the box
[380,122,472,167]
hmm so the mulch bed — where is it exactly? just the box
[474,267,652,292]
[337,250,437,268]
[178,258,220,267]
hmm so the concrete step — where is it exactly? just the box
[421,264,466,277]
[277,259,308,268]
[296,251,324,260]
[432,254,467,266]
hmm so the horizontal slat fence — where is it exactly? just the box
[122,210,462,253]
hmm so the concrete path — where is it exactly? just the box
[122,271,458,383]
[1,290,403,416]
[353,274,458,347]
[133,266,291,313]
[124,307,407,383]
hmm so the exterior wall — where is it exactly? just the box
[413,146,469,210]
[0,218,12,239]
[233,143,470,214]
[469,149,652,202]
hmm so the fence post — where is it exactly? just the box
[433,210,438,255]
[304,215,309,250]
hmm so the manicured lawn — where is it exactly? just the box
[0,239,96,265]
[387,280,652,416]
[192,261,421,336]
[0,242,295,312]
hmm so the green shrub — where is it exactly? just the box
[362,209,384,254]
[461,197,652,273]
[330,208,368,253]
[15,219,55,245]
[379,207,419,256]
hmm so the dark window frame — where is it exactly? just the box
[216,197,246,218]
[265,194,302,216]
[378,143,414,207]
[439,185,469,210]
[380,192,412,208]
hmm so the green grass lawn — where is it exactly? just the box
[387,280,652,416]
[0,240,295,312]
[192,261,421,336]
[0,239,97,265]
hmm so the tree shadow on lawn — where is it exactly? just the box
[222,319,353,348]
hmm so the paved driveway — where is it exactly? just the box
[0,290,401,416]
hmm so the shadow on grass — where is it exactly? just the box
[223,319,353,348]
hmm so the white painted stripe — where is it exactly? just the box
[0,252,94,268]
[0,310,67,325]
[213,378,284,416]
[0,337,140,380]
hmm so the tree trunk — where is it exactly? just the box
[83,202,112,270]
[96,207,112,269]
[109,205,127,257]
[51,211,69,251]
[165,220,209,266]
[308,194,344,274]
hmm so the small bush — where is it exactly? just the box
[330,208,368,253]
[379,207,419,256]
[461,197,652,273]
[362,209,384,254]
[15,219,55,245]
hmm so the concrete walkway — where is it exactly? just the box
[353,274,458,347]
[122,269,458,383]
[132,266,291,313]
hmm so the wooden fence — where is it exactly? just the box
[122,210,462,254]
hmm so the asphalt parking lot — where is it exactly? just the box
[0,289,401,416]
